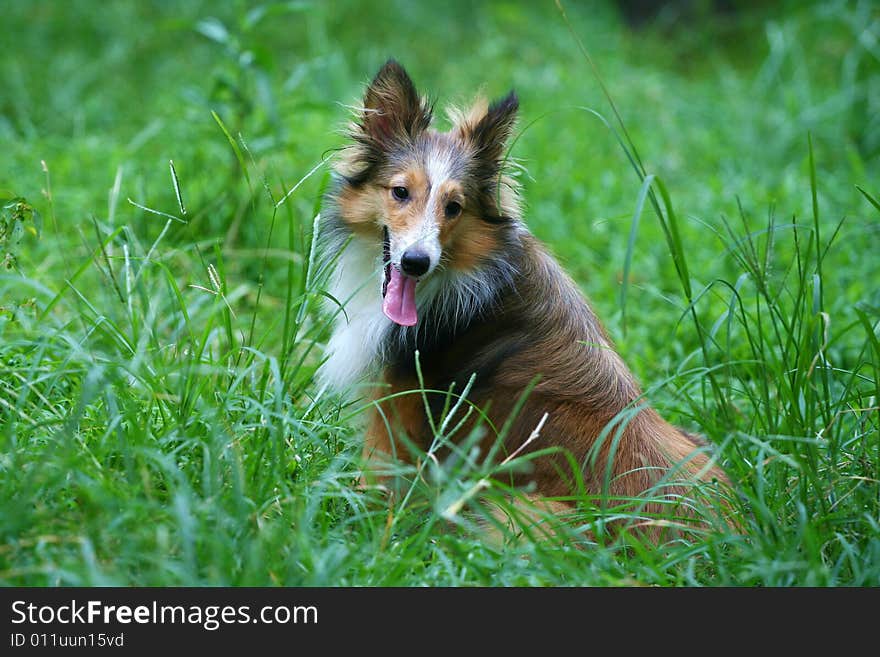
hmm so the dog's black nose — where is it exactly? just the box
[400,249,430,277]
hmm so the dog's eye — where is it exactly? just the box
[391,186,409,201]
[444,201,462,219]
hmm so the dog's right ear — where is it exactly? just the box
[359,60,433,144]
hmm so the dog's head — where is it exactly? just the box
[331,60,520,327]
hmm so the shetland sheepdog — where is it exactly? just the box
[319,60,727,536]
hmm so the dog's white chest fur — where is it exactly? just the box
[319,238,390,392]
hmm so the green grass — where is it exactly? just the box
[1,0,878,586]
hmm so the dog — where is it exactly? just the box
[318,60,728,538]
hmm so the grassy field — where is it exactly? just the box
[1,0,878,586]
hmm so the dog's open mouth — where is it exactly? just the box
[381,226,419,327]
[382,226,391,297]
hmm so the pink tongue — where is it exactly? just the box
[382,267,418,326]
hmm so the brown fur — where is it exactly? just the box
[445,212,501,271]
[326,61,731,541]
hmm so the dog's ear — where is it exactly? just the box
[360,60,432,143]
[465,91,518,166]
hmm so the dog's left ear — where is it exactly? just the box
[466,91,519,166]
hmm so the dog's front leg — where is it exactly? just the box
[359,401,397,491]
